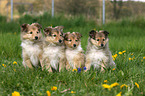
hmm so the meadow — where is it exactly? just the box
[0,13,145,96]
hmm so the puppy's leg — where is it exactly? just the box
[85,58,91,72]
[42,58,52,72]
[66,60,71,70]
[59,55,66,72]
[46,63,52,72]
[24,59,33,69]
[80,53,85,69]
[22,60,26,68]
[74,53,85,69]
[39,54,43,70]
[22,52,33,69]
[101,62,106,72]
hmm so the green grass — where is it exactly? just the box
[0,13,145,96]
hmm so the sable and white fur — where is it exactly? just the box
[85,30,115,71]
[64,32,85,69]
[42,26,66,72]
[21,23,43,69]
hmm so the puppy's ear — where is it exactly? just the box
[43,27,52,36]
[31,23,42,30]
[56,26,64,33]
[89,30,96,39]
[64,32,70,40]
[21,23,29,32]
[75,32,82,39]
[100,30,109,38]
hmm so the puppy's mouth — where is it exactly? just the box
[33,39,40,41]
[69,44,77,49]
[98,44,106,48]
[33,38,41,42]
[32,36,40,41]
[55,41,64,45]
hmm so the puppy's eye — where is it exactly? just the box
[30,32,33,34]
[53,35,56,37]
[69,40,72,42]
[75,40,78,42]
[97,39,99,41]
[37,32,39,34]
[60,34,62,36]
[103,39,105,41]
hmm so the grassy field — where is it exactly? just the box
[0,13,145,96]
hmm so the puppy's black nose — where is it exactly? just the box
[101,44,104,47]
[59,39,62,43]
[73,44,76,47]
[35,36,38,40]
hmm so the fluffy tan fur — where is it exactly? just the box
[42,26,66,72]
[64,32,85,70]
[85,30,115,71]
[20,23,43,69]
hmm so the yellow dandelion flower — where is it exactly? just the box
[116,92,122,96]
[14,69,16,72]
[131,53,133,55]
[112,68,115,71]
[51,86,57,91]
[129,57,132,61]
[141,59,143,62]
[72,69,77,72]
[113,58,115,61]
[122,50,126,53]
[12,91,20,96]
[120,84,128,89]
[71,91,76,94]
[112,56,116,60]
[2,64,6,67]
[119,52,123,55]
[114,54,118,58]
[104,80,108,83]
[135,82,139,88]
[143,57,145,59]
[102,84,111,90]
[13,61,17,65]
[46,91,51,96]
[110,82,119,88]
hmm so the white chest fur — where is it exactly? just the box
[43,46,64,70]
[87,48,108,68]
[21,41,42,67]
[65,45,82,68]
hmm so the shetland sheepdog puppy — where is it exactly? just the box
[64,32,85,70]
[85,30,115,71]
[42,26,66,72]
[20,23,43,69]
